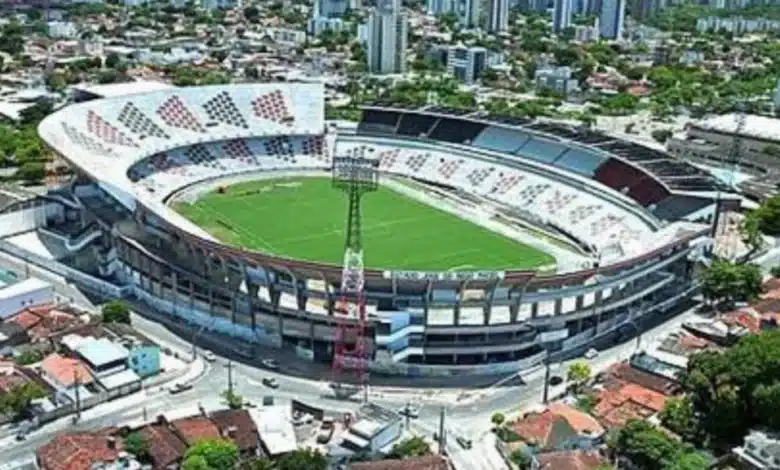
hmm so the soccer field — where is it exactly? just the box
[172,177,555,271]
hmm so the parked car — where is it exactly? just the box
[584,348,599,360]
[262,377,279,389]
[456,436,472,449]
[316,419,335,443]
[168,382,193,394]
[399,404,420,418]
[549,375,564,386]
[202,351,217,362]
[261,359,279,370]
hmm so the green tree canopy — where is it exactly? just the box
[0,381,45,418]
[613,420,706,470]
[124,432,151,462]
[699,260,762,306]
[567,361,592,384]
[389,436,431,458]
[183,439,238,470]
[681,331,780,444]
[16,162,45,185]
[102,300,131,324]
[276,449,327,470]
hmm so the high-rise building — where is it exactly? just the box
[426,0,480,28]
[442,45,503,84]
[628,0,664,20]
[599,0,625,39]
[202,0,235,10]
[552,0,572,33]
[486,0,509,31]
[314,0,351,18]
[367,0,408,74]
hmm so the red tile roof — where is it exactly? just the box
[722,310,761,333]
[0,373,29,393]
[593,382,667,428]
[537,450,605,470]
[209,409,258,452]
[350,456,449,470]
[37,433,123,470]
[139,423,187,469]
[510,411,559,446]
[601,363,678,395]
[7,310,43,330]
[40,354,93,387]
[171,416,221,446]
[548,403,605,437]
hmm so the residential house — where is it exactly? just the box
[40,353,93,390]
[127,345,161,378]
[349,455,450,470]
[733,430,780,470]
[170,415,222,446]
[74,336,141,392]
[36,432,129,470]
[598,362,678,396]
[535,450,607,470]
[137,421,188,470]
[210,409,260,456]
[592,382,668,429]
[0,321,28,348]
[509,406,599,453]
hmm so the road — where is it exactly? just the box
[5,243,779,469]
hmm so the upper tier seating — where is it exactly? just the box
[333,139,654,254]
[593,158,645,193]
[554,148,607,177]
[428,118,486,144]
[358,110,401,135]
[517,138,568,164]
[472,126,530,153]
[396,113,439,137]
[129,135,333,196]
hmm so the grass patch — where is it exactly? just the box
[172,177,555,271]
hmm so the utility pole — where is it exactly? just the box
[73,370,81,421]
[542,357,551,404]
[226,360,234,396]
[438,406,446,456]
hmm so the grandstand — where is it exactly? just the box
[25,85,715,377]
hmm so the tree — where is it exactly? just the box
[243,6,260,22]
[658,396,701,444]
[46,73,67,92]
[183,439,238,470]
[613,420,704,470]
[16,162,45,185]
[750,194,780,236]
[651,129,673,144]
[681,331,780,444]
[389,436,431,458]
[15,347,42,366]
[241,458,275,470]
[182,455,210,470]
[491,412,505,428]
[509,450,532,470]
[244,65,259,80]
[221,389,243,409]
[105,53,121,69]
[567,361,592,388]
[102,300,131,324]
[276,449,327,470]
[741,212,763,257]
[0,381,45,417]
[699,260,762,306]
[124,432,151,462]
[19,99,54,126]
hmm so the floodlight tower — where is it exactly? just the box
[331,155,380,398]
[712,108,745,240]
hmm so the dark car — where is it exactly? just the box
[549,375,564,386]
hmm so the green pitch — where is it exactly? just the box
[172,177,555,271]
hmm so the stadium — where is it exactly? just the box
[29,83,723,377]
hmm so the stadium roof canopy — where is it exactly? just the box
[693,113,780,143]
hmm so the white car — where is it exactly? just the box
[202,351,217,362]
[584,348,599,360]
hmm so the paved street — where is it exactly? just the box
[4,244,780,469]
